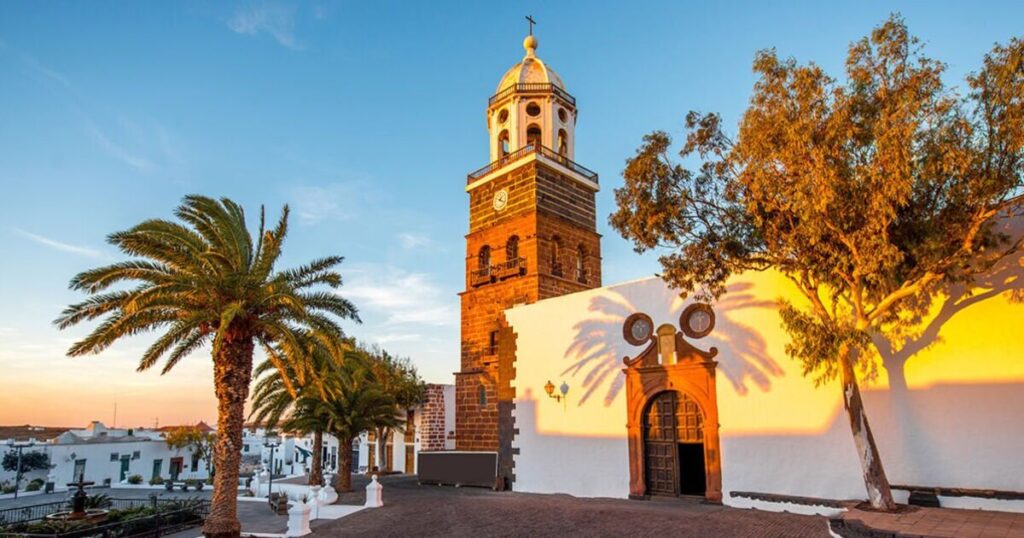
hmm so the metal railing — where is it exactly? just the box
[488,83,576,107]
[467,144,598,185]
[4,505,209,538]
[0,497,205,526]
[471,257,526,287]
[0,502,68,527]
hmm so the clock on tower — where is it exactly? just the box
[456,28,603,488]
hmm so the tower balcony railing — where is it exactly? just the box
[489,83,576,107]
[467,144,599,185]
[471,257,527,287]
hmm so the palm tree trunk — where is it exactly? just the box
[375,427,388,472]
[839,346,896,511]
[309,429,323,486]
[335,436,353,492]
[203,337,255,538]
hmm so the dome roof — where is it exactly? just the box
[495,35,565,93]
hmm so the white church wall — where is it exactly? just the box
[507,267,1024,511]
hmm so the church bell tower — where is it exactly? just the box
[457,29,602,485]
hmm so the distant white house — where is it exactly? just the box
[1,421,211,492]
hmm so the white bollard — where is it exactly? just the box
[318,474,338,505]
[286,496,312,537]
[364,475,383,508]
[308,486,321,519]
[251,472,261,496]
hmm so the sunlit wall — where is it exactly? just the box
[507,264,1024,511]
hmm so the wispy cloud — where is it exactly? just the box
[19,52,71,87]
[286,182,370,224]
[227,3,302,50]
[84,120,154,171]
[12,228,107,259]
[371,333,423,345]
[3,43,181,174]
[343,265,457,327]
[397,232,435,250]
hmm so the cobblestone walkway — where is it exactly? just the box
[315,475,829,537]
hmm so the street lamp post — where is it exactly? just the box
[263,433,280,499]
[7,440,37,500]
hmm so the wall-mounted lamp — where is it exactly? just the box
[544,380,569,403]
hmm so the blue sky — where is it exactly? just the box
[1,1,1021,426]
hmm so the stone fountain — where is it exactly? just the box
[44,474,109,524]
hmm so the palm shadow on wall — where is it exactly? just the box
[561,281,784,407]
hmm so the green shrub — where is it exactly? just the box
[66,493,112,510]
[127,474,144,485]
[1,485,15,494]
[149,476,164,485]
[23,519,93,534]
[25,478,44,491]
[106,505,158,523]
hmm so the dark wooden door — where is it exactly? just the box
[644,391,707,497]
[644,391,679,495]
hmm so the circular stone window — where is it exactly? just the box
[526,102,541,117]
[623,313,655,346]
[558,108,568,122]
[497,108,509,123]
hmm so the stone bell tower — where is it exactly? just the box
[456,29,602,486]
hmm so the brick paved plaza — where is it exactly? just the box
[315,475,829,537]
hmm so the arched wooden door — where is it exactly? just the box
[643,391,706,497]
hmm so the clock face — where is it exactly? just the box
[493,189,509,211]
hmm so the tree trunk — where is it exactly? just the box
[839,347,896,511]
[308,429,323,486]
[375,428,389,472]
[203,337,255,538]
[334,436,353,492]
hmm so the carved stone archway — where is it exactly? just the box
[622,306,722,502]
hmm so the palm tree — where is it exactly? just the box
[55,195,358,538]
[249,334,344,486]
[318,351,400,492]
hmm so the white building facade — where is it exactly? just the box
[505,272,1024,513]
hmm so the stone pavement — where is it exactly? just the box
[838,504,1024,537]
[313,475,830,537]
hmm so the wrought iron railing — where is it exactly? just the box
[0,502,67,527]
[0,497,208,527]
[471,257,526,287]
[3,504,209,538]
[488,83,576,106]
[467,144,598,185]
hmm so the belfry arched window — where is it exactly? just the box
[550,236,563,277]
[527,124,542,149]
[576,244,587,283]
[498,130,510,157]
[506,235,519,262]
[478,245,491,274]
[558,129,568,156]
